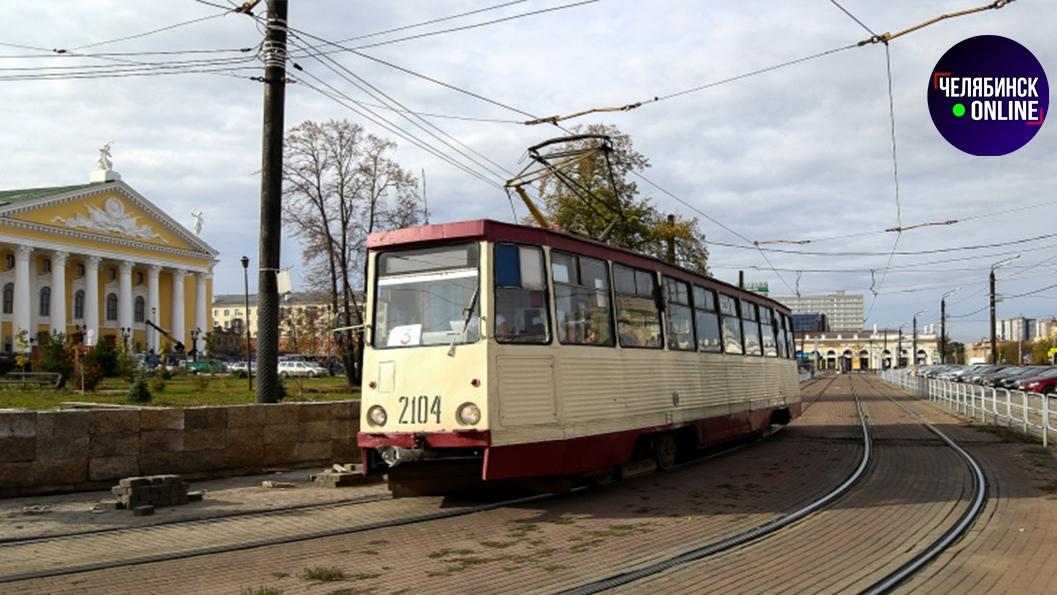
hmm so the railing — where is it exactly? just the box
[877,369,1056,447]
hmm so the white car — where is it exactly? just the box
[277,360,328,378]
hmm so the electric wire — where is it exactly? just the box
[328,0,528,45]
[66,12,229,52]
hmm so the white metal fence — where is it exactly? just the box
[877,370,1057,447]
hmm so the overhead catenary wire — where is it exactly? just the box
[328,0,528,45]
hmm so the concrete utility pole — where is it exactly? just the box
[255,0,288,404]
[940,288,959,365]
[990,254,1021,366]
[665,214,676,264]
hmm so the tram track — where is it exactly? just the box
[0,376,827,586]
[563,373,872,595]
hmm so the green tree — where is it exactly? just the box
[527,123,710,274]
[37,332,73,387]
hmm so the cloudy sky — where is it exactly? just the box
[2,1,1054,342]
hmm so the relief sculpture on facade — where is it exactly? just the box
[51,197,169,243]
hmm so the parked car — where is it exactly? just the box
[277,360,328,378]
[964,365,1008,384]
[184,359,228,374]
[997,366,1052,389]
[228,361,256,373]
[1016,368,1057,394]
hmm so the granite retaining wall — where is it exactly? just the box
[0,400,360,497]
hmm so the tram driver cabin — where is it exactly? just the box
[358,220,800,492]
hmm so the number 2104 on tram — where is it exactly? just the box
[357,219,801,496]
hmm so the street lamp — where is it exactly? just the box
[897,323,906,368]
[241,255,252,391]
[912,309,927,373]
[990,254,1022,364]
[940,288,959,364]
[120,327,131,350]
[190,328,202,362]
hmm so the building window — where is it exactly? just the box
[42,259,51,274]
[742,301,762,356]
[76,263,85,278]
[4,255,13,270]
[664,277,694,351]
[693,286,722,352]
[760,306,778,357]
[551,251,614,346]
[106,293,118,321]
[613,264,662,349]
[108,268,116,282]
[224,309,230,316]
[134,296,145,323]
[718,294,743,354]
[494,243,550,344]
[135,271,144,285]
[74,290,85,319]
[39,287,50,317]
[2,283,12,314]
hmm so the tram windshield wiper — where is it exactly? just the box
[448,286,480,357]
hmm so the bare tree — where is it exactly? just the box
[283,119,421,384]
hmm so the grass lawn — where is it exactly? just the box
[0,375,360,410]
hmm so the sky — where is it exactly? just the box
[1,0,1054,342]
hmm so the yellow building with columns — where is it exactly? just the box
[0,155,216,354]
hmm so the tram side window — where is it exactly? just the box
[614,264,662,348]
[664,277,695,351]
[718,294,743,354]
[775,311,788,359]
[552,252,614,346]
[692,286,722,352]
[494,243,549,344]
[760,306,778,357]
[742,301,762,356]
[784,314,796,358]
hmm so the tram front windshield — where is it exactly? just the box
[373,243,480,348]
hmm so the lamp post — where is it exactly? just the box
[912,309,927,374]
[120,327,131,350]
[241,256,253,391]
[897,324,905,368]
[190,328,201,362]
[940,288,959,364]
[990,254,1022,364]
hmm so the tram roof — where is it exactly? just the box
[368,219,791,314]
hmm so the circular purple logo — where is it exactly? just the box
[928,35,1048,156]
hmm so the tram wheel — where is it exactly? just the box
[654,433,677,471]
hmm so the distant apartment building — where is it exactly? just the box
[1035,317,1056,340]
[791,313,829,333]
[772,291,864,331]
[996,316,1036,342]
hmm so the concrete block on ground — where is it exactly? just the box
[187,490,204,502]
[133,505,154,516]
[87,411,140,435]
[32,458,87,485]
[0,411,35,438]
[89,456,139,482]
[93,500,122,511]
[182,428,226,452]
[0,462,33,488]
[183,407,227,430]
[0,436,36,463]
[226,406,267,428]
[88,432,139,457]
[139,430,183,454]
[140,408,184,431]
[261,480,296,489]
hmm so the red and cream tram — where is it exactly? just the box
[358,220,800,494]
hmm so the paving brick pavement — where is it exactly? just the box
[3,378,865,594]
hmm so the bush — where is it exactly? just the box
[127,375,152,404]
[86,344,119,377]
[37,333,72,388]
[148,376,167,393]
[74,346,108,391]
[159,366,173,380]
[116,342,138,382]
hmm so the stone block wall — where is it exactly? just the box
[0,400,360,497]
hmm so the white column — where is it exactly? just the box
[147,265,161,353]
[84,256,101,346]
[13,246,32,351]
[171,269,186,351]
[118,261,134,348]
[194,272,209,355]
[50,251,68,335]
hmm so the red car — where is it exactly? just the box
[1015,367,1057,394]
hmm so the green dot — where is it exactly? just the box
[952,103,966,117]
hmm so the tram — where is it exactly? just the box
[357,219,800,495]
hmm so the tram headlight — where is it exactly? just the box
[456,402,481,426]
[367,405,387,427]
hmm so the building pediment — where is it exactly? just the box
[0,181,216,258]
